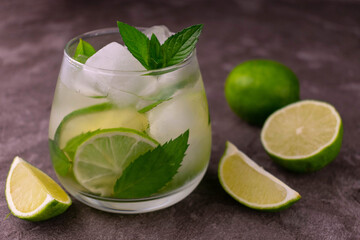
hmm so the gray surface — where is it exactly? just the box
[1,0,360,239]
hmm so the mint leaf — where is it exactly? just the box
[73,38,96,64]
[49,139,71,176]
[113,130,190,198]
[117,22,203,70]
[117,21,150,69]
[148,34,164,69]
[162,24,203,66]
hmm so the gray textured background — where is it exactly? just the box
[1,0,360,239]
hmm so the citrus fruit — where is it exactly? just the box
[5,156,71,221]
[73,128,158,197]
[224,59,300,125]
[261,100,343,172]
[219,142,300,211]
[54,103,149,148]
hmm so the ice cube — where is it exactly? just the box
[136,56,200,104]
[146,90,211,188]
[61,42,151,100]
[146,91,208,144]
[143,25,172,44]
[83,42,163,107]
[86,42,145,71]
[106,74,158,109]
[60,56,107,97]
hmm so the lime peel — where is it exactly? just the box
[219,142,300,211]
[5,157,71,221]
[224,59,300,125]
[261,100,343,172]
[54,103,149,149]
[261,100,342,159]
[73,129,158,197]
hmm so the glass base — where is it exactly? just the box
[66,170,206,214]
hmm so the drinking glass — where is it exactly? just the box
[49,27,211,213]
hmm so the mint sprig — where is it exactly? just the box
[117,22,150,69]
[148,34,164,69]
[113,130,189,198]
[161,24,203,66]
[117,22,203,70]
[73,38,96,64]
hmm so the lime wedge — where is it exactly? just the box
[73,128,158,197]
[261,100,343,172]
[5,156,71,221]
[218,142,300,211]
[54,103,149,149]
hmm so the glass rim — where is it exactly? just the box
[63,27,196,75]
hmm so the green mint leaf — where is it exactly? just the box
[48,139,71,176]
[113,130,190,198]
[73,38,96,64]
[148,34,164,69]
[162,24,203,67]
[117,22,203,70]
[117,21,150,69]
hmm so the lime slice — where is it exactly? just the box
[5,156,71,221]
[261,100,343,172]
[73,128,158,197]
[219,142,300,211]
[54,103,149,148]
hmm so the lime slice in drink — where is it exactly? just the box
[218,142,300,211]
[54,103,149,148]
[261,100,343,172]
[73,128,158,196]
[5,156,71,221]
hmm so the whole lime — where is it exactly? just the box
[224,60,300,125]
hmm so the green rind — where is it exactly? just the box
[265,121,343,173]
[69,128,159,150]
[48,139,71,176]
[224,59,300,126]
[11,199,71,222]
[221,190,301,212]
[5,158,72,222]
[54,102,115,144]
[73,128,159,197]
[218,142,301,211]
[62,128,159,179]
[251,195,301,212]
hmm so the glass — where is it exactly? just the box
[49,27,211,213]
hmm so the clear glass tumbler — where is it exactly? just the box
[48,27,211,213]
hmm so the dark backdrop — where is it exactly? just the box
[1,0,359,239]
